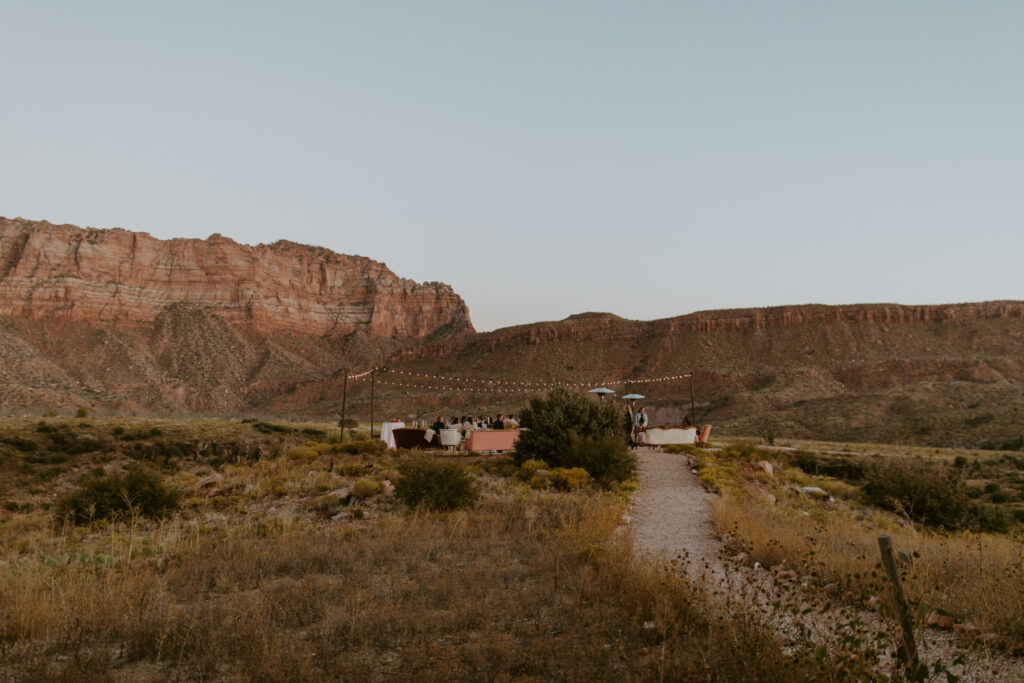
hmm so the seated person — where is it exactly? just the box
[493,414,505,430]
[462,416,476,431]
[504,414,519,428]
[430,416,445,432]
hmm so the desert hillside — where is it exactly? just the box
[1,218,1022,447]
[0,217,472,414]
[381,303,1024,447]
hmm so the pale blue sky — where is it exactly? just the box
[2,1,1021,331]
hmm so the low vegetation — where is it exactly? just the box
[0,416,832,680]
[682,439,1024,641]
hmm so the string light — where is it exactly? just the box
[343,367,693,392]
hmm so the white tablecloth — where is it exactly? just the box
[379,422,405,449]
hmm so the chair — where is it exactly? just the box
[696,425,712,448]
[439,429,462,452]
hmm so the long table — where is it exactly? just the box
[465,429,520,452]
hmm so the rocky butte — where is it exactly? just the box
[0,217,472,338]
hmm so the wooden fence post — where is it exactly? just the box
[877,534,923,679]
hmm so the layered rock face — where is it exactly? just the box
[382,302,1024,448]
[0,217,472,338]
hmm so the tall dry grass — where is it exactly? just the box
[1,478,815,680]
[710,483,1024,638]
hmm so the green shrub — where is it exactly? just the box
[564,434,637,486]
[514,388,632,482]
[860,457,1009,532]
[395,456,479,511]
[326,428,343,443]
[55,466,180,524]
[286,446,319,463]
[549,467,591,491]
[519,459,549,480]
[352,478,381,498]
[76,407,89,418]
[337,439,383,455]
[304,494,344,520]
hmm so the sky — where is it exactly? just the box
[1,1,1021,332]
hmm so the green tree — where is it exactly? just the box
[515,388,636,486]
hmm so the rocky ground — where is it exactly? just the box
[629,448,1024,681]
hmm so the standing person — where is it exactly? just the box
[633,407,648,445]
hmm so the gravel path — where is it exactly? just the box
[628,447,1024,681]
[629,448,723,578]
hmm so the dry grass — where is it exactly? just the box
[0,418,821,680]
[700,441,1024,639]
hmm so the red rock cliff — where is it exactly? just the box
[0,217,473,338]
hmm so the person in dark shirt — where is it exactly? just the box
[430,416,445,432]
[493,414,505,430]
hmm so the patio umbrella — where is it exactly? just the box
[588,387,615,400]
[621,393,645,414]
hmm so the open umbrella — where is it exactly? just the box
[588,387,615,400]
[621,393,645,415]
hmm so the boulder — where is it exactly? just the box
[755,460,774,476]
[800,486,829,498]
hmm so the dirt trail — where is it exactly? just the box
[628,448,1024,681]
[629,448,724,578]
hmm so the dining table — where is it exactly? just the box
[379,421,405,449]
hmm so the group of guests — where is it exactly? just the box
[430,414,519,434]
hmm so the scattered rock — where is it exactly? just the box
[731,552,748,565]
[755,460,773,476]
[533,469,550,478]
[185,473,224,496]
[800,486,828,498]
[954,622,981,639]
[778,570,798,581]
[328,487,352,501]
[979,633,1004,647]
[381,480,395,495]
[758,492,777,505]
[864,595,880,608]
[822,582,839,595]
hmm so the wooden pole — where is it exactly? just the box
[877,534,922,679]
[339,370,348,438]
[369,369,376,440]
[689,373,695,424]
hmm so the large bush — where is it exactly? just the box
[55,466,181,524]
[514,388,635,485]
[862,457,1010,532]
[395,456,479,511]
[564,434,637,486]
